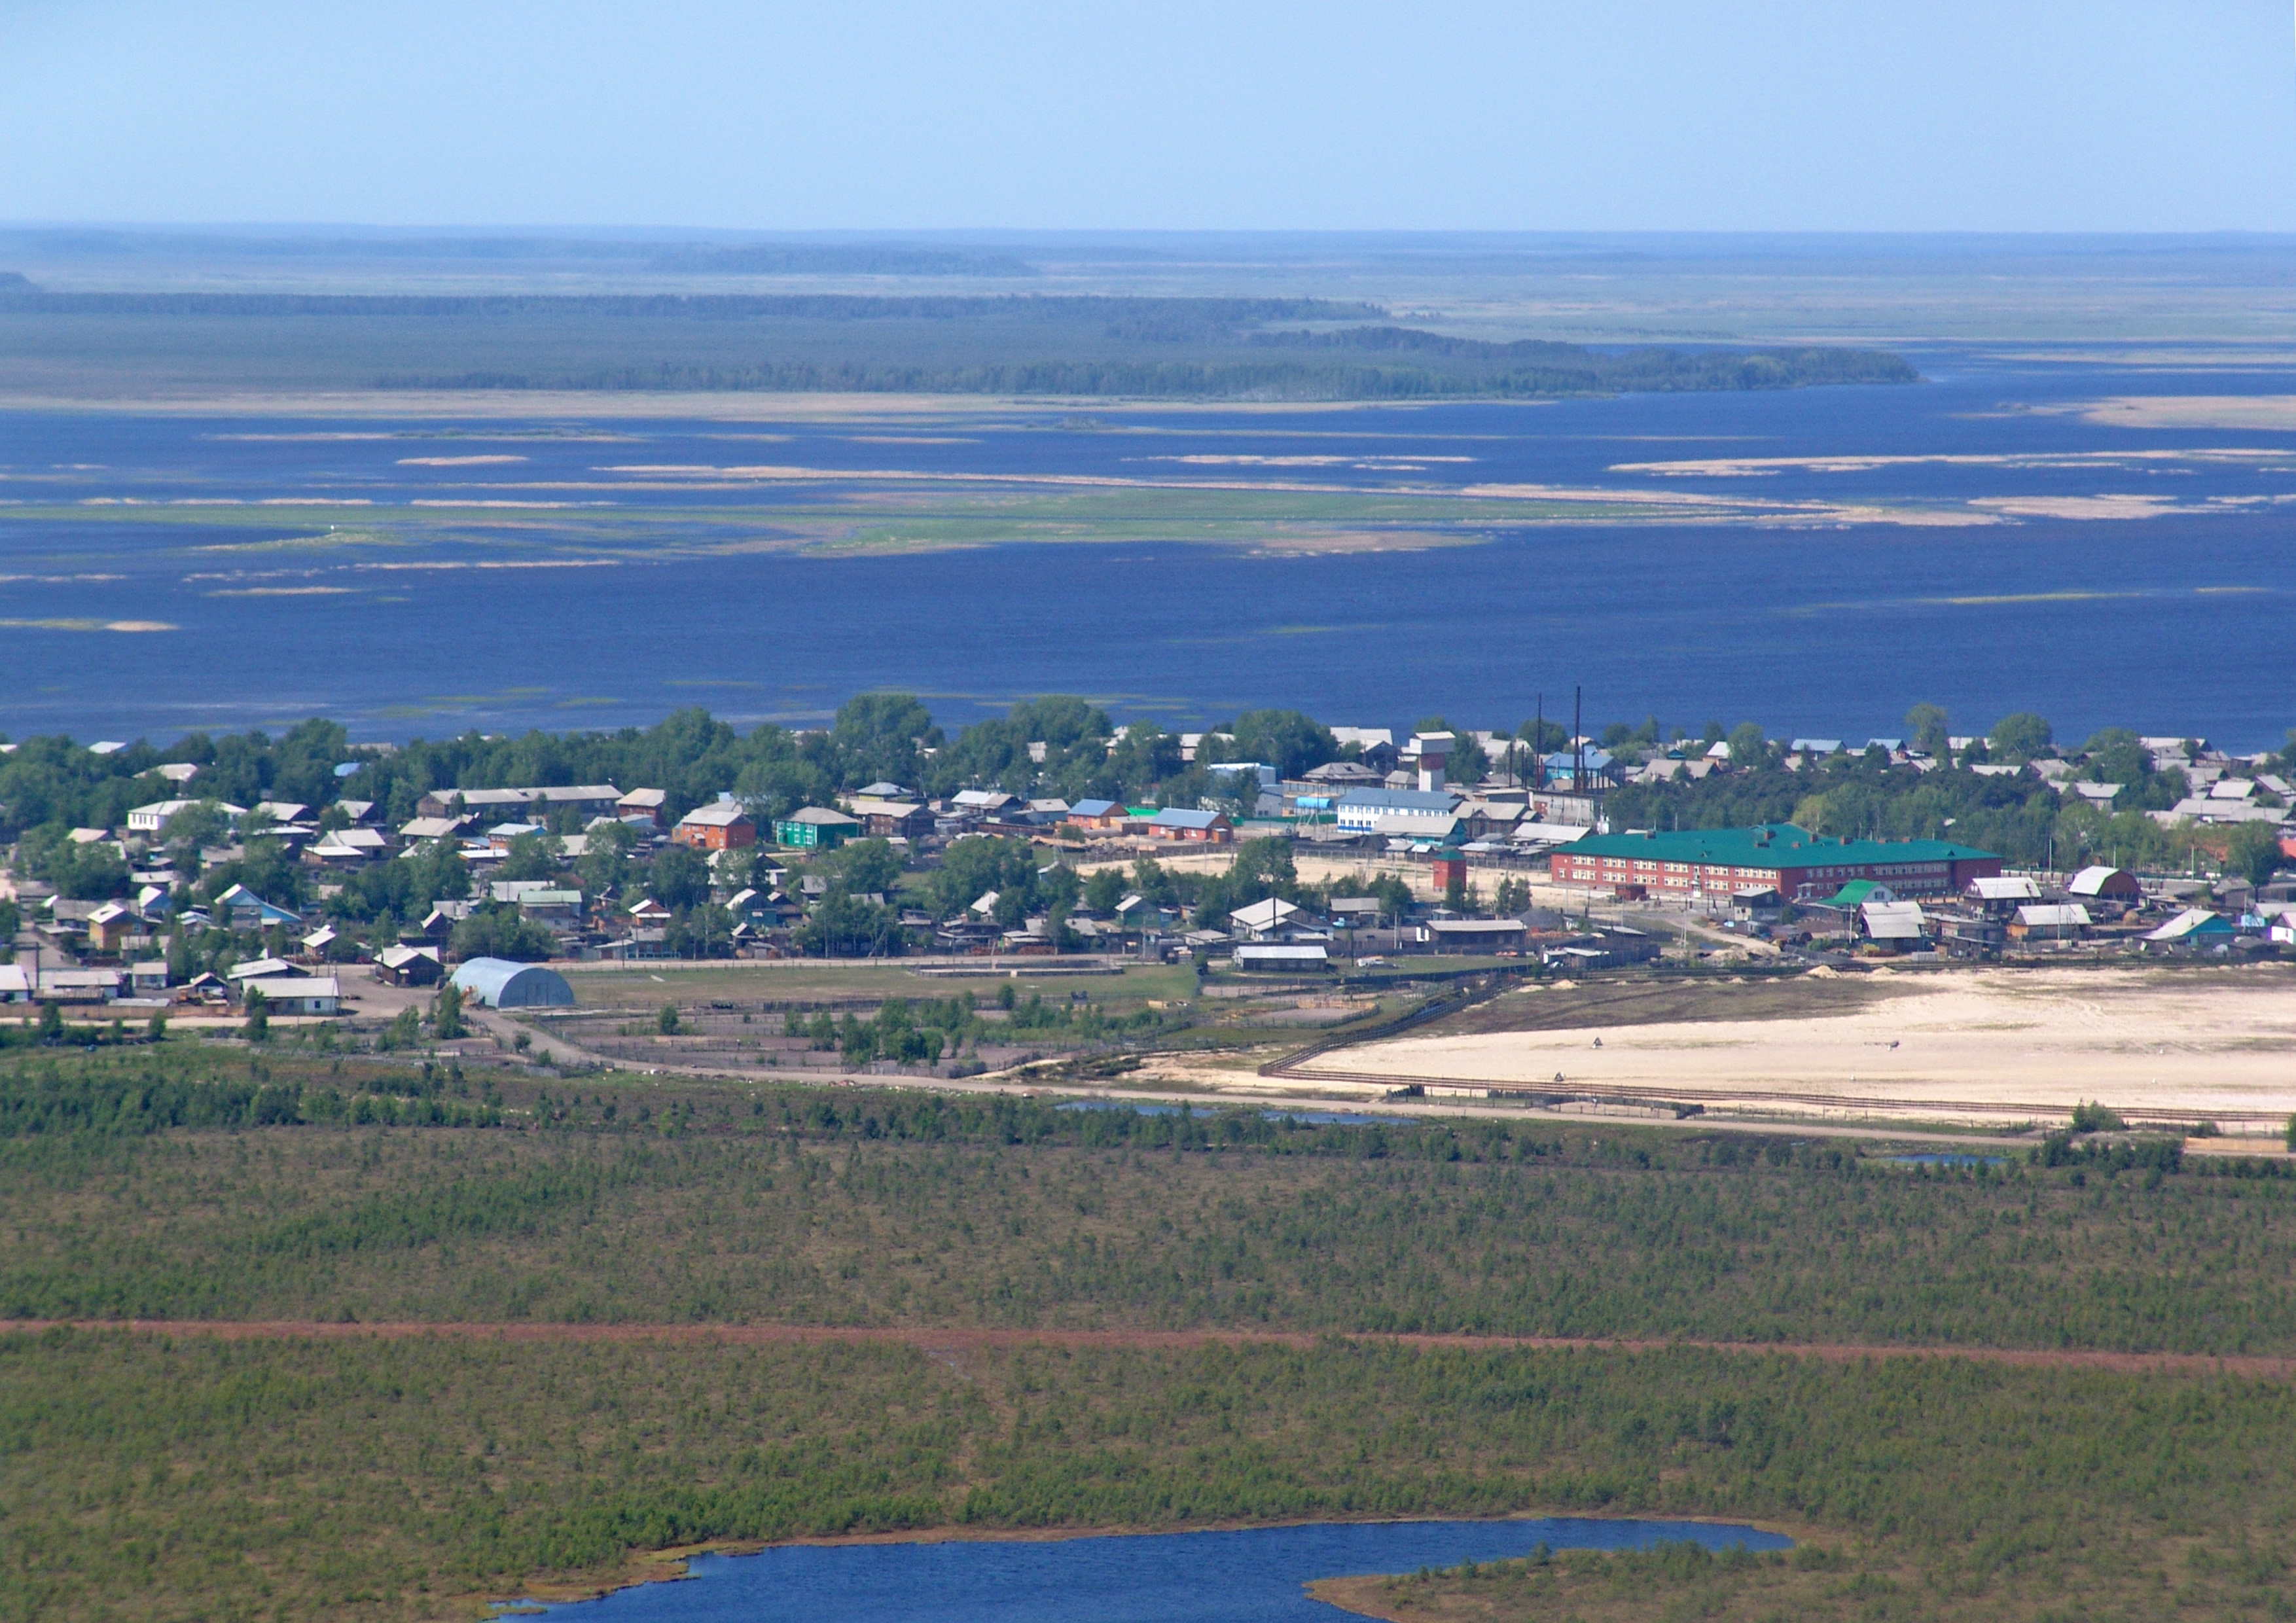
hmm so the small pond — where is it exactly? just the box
[514,1516,1790,1622]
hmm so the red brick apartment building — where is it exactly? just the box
[1551,823,2000,902]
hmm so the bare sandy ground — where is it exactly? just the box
[1305,967,2296,1128]
[2081,394,2296,430]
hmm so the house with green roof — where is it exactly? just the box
[1551,823,2000,902]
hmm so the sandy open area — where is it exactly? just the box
[1303,967,2296,1129]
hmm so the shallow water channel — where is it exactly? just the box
[516,1516,1791,1622]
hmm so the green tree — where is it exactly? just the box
[145,1008,168,1041]
[31,830,132,901]
[657,1003,681,1035]
[0,897,19,943]
[1727,722,1770,770]
[242,986,270,1044]
[1991,712,2055,762]
[1128,853,1177,910]
[795,891,901,957]
[1519,717,1571,753]
[1905,702,1950,758]
[376,1005,421,1051]
[2082,727,2150,786]
[666,902,738,958]
[648,844,713,912]
[829,692,939,789]
[929,836,1037,919]
[1083,868,1126,914]
[1105,722,1181,798]
[828,837,904,897]
[575,819,637,899]
[1228,709,1338,781]
[159,800,230,870]
[36,1001,65,1044]
[449,906,558,963]
[497,832,565,883]
[431,981,465,1040]
[2225,822,2286,888]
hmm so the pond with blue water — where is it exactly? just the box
[512,1517,1790,1623]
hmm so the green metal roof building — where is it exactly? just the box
[1551,822,2001,902]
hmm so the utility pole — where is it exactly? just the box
[1573,687,1584,801]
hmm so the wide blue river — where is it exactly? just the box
[3,342,2292,747]
[516,1517,1789,1623]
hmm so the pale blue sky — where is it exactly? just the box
[3,1,2292,231]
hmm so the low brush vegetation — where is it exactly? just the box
[3,1046,2294,1347]
[5,1044,2295,1621]
[7,1334,2295,1623]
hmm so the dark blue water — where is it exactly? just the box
[514,1517,1789,1623]
[5,343,2293,746]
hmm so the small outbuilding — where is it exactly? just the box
[242,976,341,1016]
[450,957,576,1008]
[2067,866,2141,903]
[1232,944,1330,972]
[374,943,444,986]
[2011,902,2092,941]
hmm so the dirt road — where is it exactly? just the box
[11,1319,2290,1378]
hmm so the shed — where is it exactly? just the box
[1232,944,1330,971]
[450,957,577,1008]
[1859,901,1929,944]
[1822,879,1897,908]
[224,956,306,982]
[1426,918,1529,946]
[1147,808,1232,842]
[2067,866,2141,902]
[2145,908,2235,946]
[1229,897,1301,938]
[242,976,341,1016]
[2013,902,2092,940]
[375,943,444,986]
[617,788,670,826]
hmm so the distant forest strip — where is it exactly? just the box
[0,281,1916,399]
[644,243,1037,276]
[385,349,1909,399]
[0,238,1041,274]
[0,286,1361,324]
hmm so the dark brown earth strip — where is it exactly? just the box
[9,1319,2293,1378]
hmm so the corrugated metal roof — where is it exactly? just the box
[449,957,576,1007]
[678,801,753,827]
